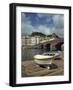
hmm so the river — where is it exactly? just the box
[22,48,48,61]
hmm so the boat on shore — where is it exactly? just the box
[34,51,61,65]
[34,55,54,64]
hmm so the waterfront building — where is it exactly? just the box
[30,36,40,45]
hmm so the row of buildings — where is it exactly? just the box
[22,33,64,51]
[22,35,49,47]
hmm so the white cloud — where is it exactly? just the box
[21,13,64,37]
[51,27,64,37]
[52,15,64,37]
[37,14,64,29]
[37,14,45,18]
[21,13,34,35]
[22,22,51,35]
[37,25,51,35]
[21,13,51,35]
[53,15,64,29]
[21,22,35,35]
[37,13,50,18]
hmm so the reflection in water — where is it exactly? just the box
[22,48,47,61]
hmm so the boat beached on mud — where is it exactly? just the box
[34,51,61,69]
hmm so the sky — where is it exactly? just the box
[21,12,64,37]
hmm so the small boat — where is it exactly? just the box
[34,51,61,65]
[34,54,54,65]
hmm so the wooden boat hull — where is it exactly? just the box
[34,55,54,65]
[34,59,54,65]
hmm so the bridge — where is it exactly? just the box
[25,38,64,51]
[22,38,64,51]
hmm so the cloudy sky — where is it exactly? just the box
[21,12,64,37]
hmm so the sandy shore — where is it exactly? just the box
[21,57,64,77]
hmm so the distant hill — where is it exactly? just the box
[22,32,60,39]
[31,32,46,37]
[47,35,52,37]
[47,33,60,38]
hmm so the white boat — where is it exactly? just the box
[34,51,61,65]
[43,51,61,58]
[34,55,54,64]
